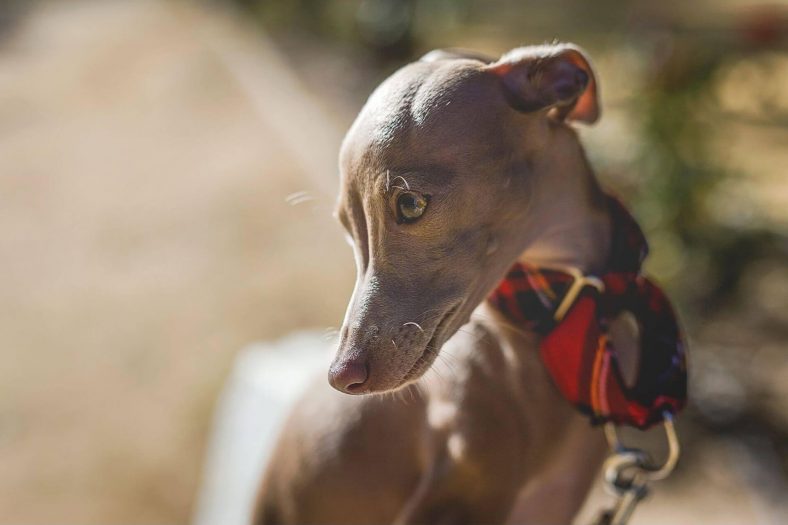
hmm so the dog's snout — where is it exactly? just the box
[328,357,369,394]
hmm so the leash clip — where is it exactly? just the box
[553,267,605,322]
[604,411,680,480]
[593,412,680,525]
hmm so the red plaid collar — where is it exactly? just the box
[488,196,687,429]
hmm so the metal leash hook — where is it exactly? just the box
[593,412,680,525]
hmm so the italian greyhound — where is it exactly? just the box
[254,43,630,524]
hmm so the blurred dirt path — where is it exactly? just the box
[0,1,353,522]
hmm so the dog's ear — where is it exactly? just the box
[488,43,600,124]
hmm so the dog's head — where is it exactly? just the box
[330,43,600,394]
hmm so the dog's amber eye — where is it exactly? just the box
[396,192,428,224]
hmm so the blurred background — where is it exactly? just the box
[0,0,786,523]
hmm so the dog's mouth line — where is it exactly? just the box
[401,302,461,383]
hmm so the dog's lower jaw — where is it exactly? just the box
[402,297,469,381]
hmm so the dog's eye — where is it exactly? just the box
[396,192,429,223]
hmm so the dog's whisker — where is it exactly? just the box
[434,354,459,381]
[451,326,487,346]
[417,306,450,324]
[426,364,447,389]
[403,321,424,333]
[472,312,536,339]
[395,389,404,405]
[436,349,461,367]
[285,190,317,206]
[408,384,418,403]
[391,175,410,191]
[321,326,340,342]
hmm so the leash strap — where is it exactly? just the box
[488,196,687,430]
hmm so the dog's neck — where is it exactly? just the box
[468,140,614,438]
[516,128,611,275]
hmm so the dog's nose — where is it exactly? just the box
[328,358,369,394]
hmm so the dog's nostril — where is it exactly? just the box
[328,359,369,394]
[345,379,366,393]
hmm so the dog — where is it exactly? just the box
[253,43,650,524]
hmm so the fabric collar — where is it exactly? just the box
[488,196,687,430]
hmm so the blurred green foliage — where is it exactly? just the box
[632,39,784,312]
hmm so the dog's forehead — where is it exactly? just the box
[340,60,505,184]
